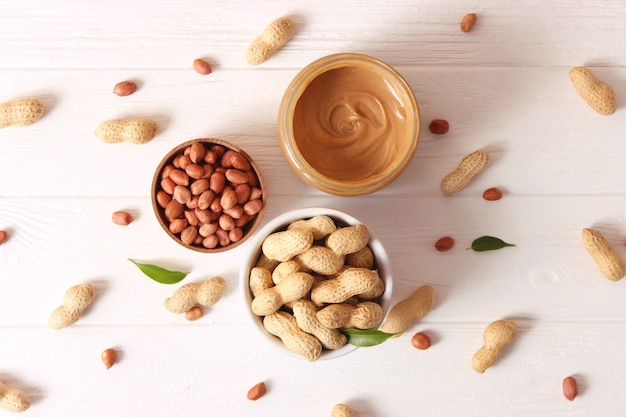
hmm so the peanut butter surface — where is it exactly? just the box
[293,65,411,182]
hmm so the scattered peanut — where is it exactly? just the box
[428,119,449,134]
[440,150,490,196]
[193,58,212,75]
[311,268,381,305]
[101,348,117,369]
[0,379,30,413]
[562,376,578,401]
[331,404,356,417]
[95,118,157,144]
[582,227,626,281]
[262,229,314,262]
[460,13,477,32]
[113,80,137,96]
[379,285,435,335]
[0,230,7,245]
[472,319,517,373]
[185,306,204,321]
[293,300,347,350]
[569,66,617,115]
[164,277,227,314]
[246,16,295,65]
[247,381,267,401]
[112,210,133,226]
[263,311,322,361]
[0,98,44,128]
[48,283,96,330]
[316,301,383,329]
[411,332,432,350]
[435,236,454,252]
[251,272,314,316]
[483,187,503,201]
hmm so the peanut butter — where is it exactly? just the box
[293,64,412,182]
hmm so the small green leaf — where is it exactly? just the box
[128,259,188,284]
[469,235,516,252]
[342,328,396,347]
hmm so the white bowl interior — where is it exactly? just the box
[239,207,393,361]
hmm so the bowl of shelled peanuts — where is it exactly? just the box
[239,207,393,361]
[151,138,266,253]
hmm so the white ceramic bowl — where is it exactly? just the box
[239,207,393,360]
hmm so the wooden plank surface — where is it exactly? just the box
[1,1,626,416]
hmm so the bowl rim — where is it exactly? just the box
[277,52,420,196]
[239,206,394,361]
[151,137,266,253]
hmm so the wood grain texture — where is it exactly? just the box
[1,0,626,416]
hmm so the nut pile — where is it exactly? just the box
[154,141,264,250]
[248,215,386,361]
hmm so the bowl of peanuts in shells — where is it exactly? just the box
[239,207,393,361]
[151,138,266,253]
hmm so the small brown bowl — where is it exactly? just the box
[151,138,266,253]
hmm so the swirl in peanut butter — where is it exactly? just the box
[293,65,411,182]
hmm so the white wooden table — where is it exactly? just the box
[1,1,626,415]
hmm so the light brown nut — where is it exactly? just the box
[262,229,314,262]
[190,178,210,195]
[296,246,345,275]
[95,118,157,144]
[113,80,137,96]
[220,189,238,210]
[582,228,626,281]
[271,259,307,284]
[247,382,267,401]
[246,16,295,65]
[169,169,189,186]
[472,319,517,373]
[209,171,226,193]
[411,332,431,350]
[292,300,347,350]
[345,245,374,269]
[185,306,204,321]
[0,380,31,412]
[287,215,337,240]
[180,226,199,245]
[563,376,578,401]
[460,13,477,32]
[185,163,205,180]
[0,230,7,245]
[429,119,449,134]
[263,311,322,361]
[112,211,133,226]
[251,272,314,316]
[569,66,617,115]
[0,98,44,129]
[229,227,244,242]
[101,348,117,369]
[164,277,227,314]
[435,236,455,252]
[483,187,503,201]
[160,177,176,195]
[310,268,380,305]
[156,190,171,208]
[48,283,96,329]
[174,185,192,204]
[193,58,212,75]
[331,404,356,417]
[225,168,249,185]
[441,150,490,196]
[379,285,435,335]
[243,199,263,215]
[188,142,206,163]
[316,301,383,329]
[249,267,274,297]
[326,224,370,256]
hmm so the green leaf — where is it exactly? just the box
[469,235,516,252]
[128,259,188,284]
[342,328,396,347]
